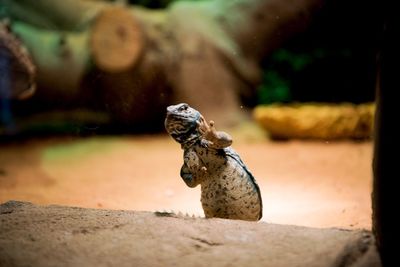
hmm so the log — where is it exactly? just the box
[90,6,144,72]
[1,0,108,30]
[0,22,35,100]
[10,22,90,103]
[253,102,375,140]
[1,0,324,129]
[212,0,323,60]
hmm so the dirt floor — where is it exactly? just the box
[0,134,373,230]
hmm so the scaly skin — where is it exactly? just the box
[165,103,262,221]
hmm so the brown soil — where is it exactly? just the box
[0,135,372,230]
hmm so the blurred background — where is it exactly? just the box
[0,0,378,229]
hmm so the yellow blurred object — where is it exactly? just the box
[253,102,375,140]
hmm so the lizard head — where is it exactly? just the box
[165,103,202,146]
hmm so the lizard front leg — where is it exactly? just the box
[180,148,207,188]
[198,116,232,149]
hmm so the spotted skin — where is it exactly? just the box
[165,103,262,221]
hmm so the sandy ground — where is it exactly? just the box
[0,135,372,229]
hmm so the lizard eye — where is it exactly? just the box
[179,104,189,112]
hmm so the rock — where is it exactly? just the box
[0,201,380,267]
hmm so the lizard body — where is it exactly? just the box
[165,103,262,221]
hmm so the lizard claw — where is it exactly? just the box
[208,120,218,136]
[197,116,211,136]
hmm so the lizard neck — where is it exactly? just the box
[181,138,201,150]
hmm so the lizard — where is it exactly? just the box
[165,103,262,221]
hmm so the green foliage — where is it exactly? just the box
[257,71,291,104]
[271,49,312,72]
[258,48,314,104]
[257,48,339,104]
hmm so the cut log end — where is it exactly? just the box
[90,6,144,73]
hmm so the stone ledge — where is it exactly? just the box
[0,201,380,267]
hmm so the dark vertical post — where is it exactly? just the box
[0,48,15,133]
[373,5,399,266]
